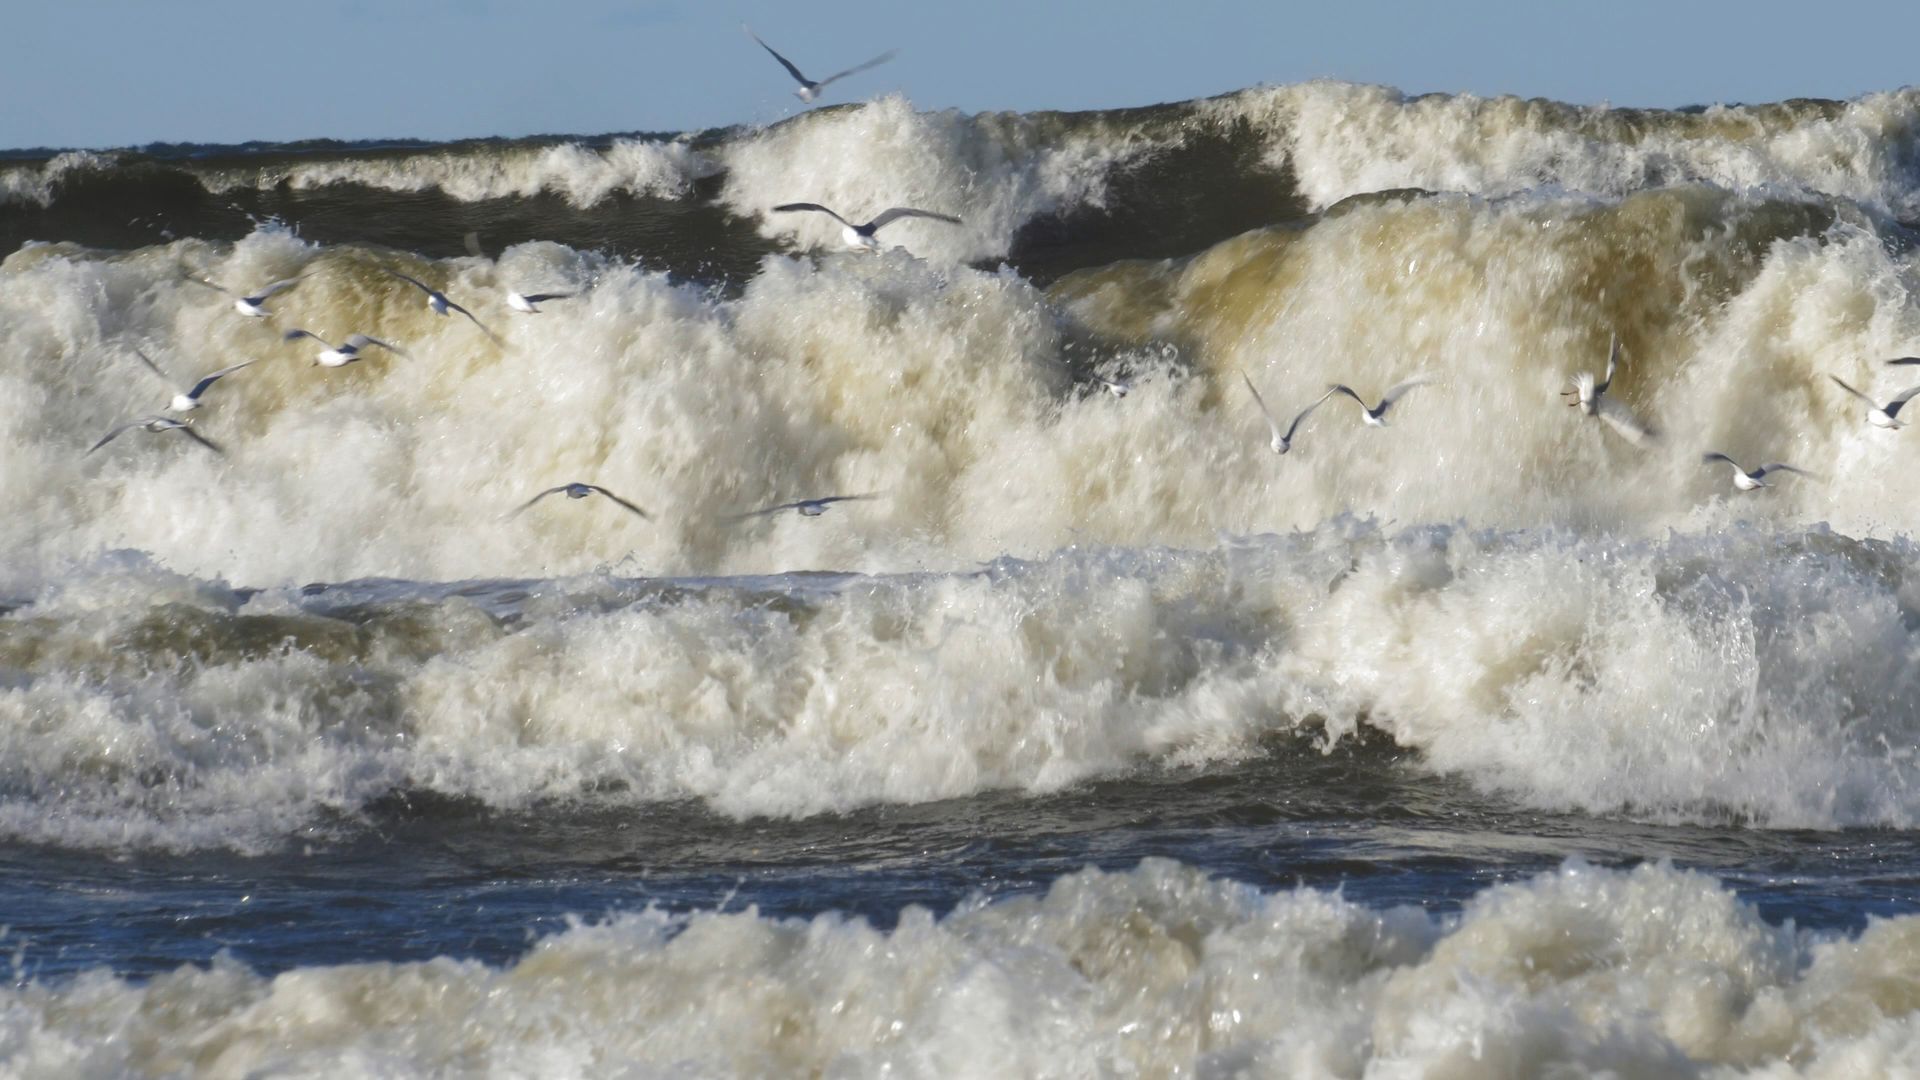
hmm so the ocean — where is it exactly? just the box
[3,81,1920,1075]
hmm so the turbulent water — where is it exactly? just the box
[5,81,1920,1076]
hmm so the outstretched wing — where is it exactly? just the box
[173,424,224,455]
[184,275,235,298]
[444,299,504,346]
[745,26,811,86]
[816,49,898,90]
[251,276,305,301]
[1285,388,1338,441]
[1700,451,1740,470]
[381,268,433,295]
[344,334,409,358]
[508,486,571,518]
[185,360,257,402]
[1594,395,1655,447]
[519,293,573,305]
[773,202,854,229]
[1885,357,1920,366]
[1239,371,1282,440]
[88,418,149,455]
[1598,334,1620,395]
[867,207,962,232]
[1829,374,1877,407]
[729,499,807,522]
[1327,383,1368,411]
[586,485,651,520]
[282,328,324,345]
[1758,463,1813,479]
[1379,376,1433,408]
[132,347,173,387]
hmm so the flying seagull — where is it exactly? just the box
[773,203,961,253]
[132,349,255,413]
[1241,372,1333,454]
[509,482,651,520]
[283,329,407,367]
[745,26,896,104]
[1328,376,1433,427]
[186,274,306,318]
[1829,375,1920,429]
[1562,334,1654,445]
[1701,452,1812,491]
[729,494,877,521]
[382,269,502,345]
[464,231,576,314]
[88,415,223,456]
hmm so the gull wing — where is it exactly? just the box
[816,49,898,90]
[1327,383,1369,411]
[1886,383,1920,419]
[1285,388,1338,441]
[867,207,962,232]
[184,359,257,402]
[344,334,409,358]
[773,202,854,229]
[173,424,224,455]
[282,328,325,345]
[729,499,808,522]
[132,347,174,387]
[745,26,812,86]
[1239,371,1283,441]
[1758,463,1814,479]
[585,485,651,520]
[250,276,305,301]
[184,275,235,298]
[1829,374,1877,407]
[508,486,572,518]
[1885,357,1920,366]
[519,293,574,304]
[381,268,433,295]
[443,298,504,346]
[1700,451,1742,471]
[1598,334,1620,395]
[88,417,155,455]
[1379,375,1433,408]
[1594,394,1655,447]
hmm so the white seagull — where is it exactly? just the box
[1328,376,1433,427]
[773,203,961,253]
[1562,335,1655,445]
[1241,372,1333,454]
[283,329,407,367]
[465,232,577,314]
[186,274,306,318]
[745,26,896,104]
[381,269,503,345]
[509,482,650,520]
[133,348,255,413]
[88,415,223,456]
[1829,375,1920,429]
[729,494,877,521]
[1701,452,1812,491]
[506,290,575,315]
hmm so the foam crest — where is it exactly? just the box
[718,95,1162,262]
[3,524,1919,851]
[0,151,118,207]
[1208,81,1920,216]
[2,860,1914,1076]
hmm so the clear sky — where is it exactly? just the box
[6,0,1918,150]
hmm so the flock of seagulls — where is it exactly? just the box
[81,28,963,526]
[86,25,1889,533]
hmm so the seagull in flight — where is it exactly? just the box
[729,494,877,521]
[1562,334,1654,445]
[1327,376,1432,427]
[283,329,407,367]
[1828,375,1920,429]
[1241,372,1333,454]
[773,203,961,253]
[745,26,896,104]
[88,415,223,456]
[186,274,306,318]
[464,231,576,314]
[132,348,255,413]
[509,482,650,520]
[1701,452,1812,491]
[382,269,502,345]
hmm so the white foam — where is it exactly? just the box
[0,151,117,207]
[717,94,1159,262]
[0,860,1913,1077]
[1208,81,1920,216]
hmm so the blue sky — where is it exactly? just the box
[7,1,1918,149]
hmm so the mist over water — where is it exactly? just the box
[5,79,1920,1075]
